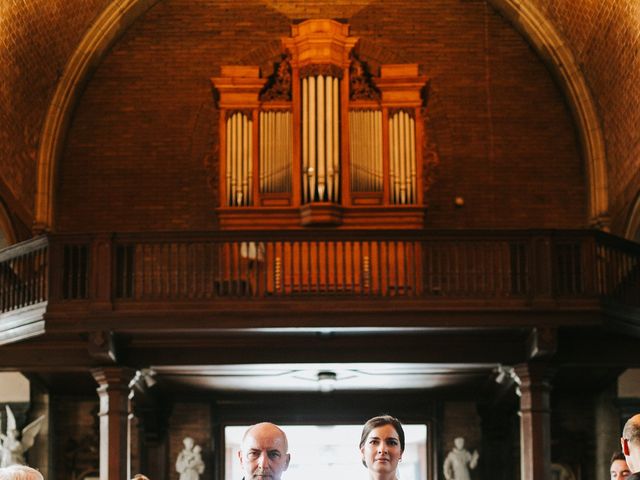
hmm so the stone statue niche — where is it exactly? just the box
[0,405,46,467]
[443,436,480,480]
[176,436,205,480]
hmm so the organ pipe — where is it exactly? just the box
[388,111,416,205]
[349,109,383,192]
[225,112,253,206]
[302,74,340,203]
[259,110,292,193]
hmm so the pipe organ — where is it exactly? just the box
[211,19,430,229]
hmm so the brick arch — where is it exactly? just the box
[492,0,609,229]
[33,0,160,233]
[34,0,609,232]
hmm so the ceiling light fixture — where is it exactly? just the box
[317,371,337,393]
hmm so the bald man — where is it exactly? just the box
[238,422,290,480]
[621,414,640,480]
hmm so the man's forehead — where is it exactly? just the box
[242,424,288,451]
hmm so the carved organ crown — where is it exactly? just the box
[211,19,429,229]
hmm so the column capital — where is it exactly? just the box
[91,366,136,388]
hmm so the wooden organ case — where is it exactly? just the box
[211,19,430,230]
[210,20,430,295]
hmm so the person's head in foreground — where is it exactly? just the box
[0,465,44,480]
[237,422,290,480]
[611,451,631,480]
[359,415,405,480]
[622,414,640,474]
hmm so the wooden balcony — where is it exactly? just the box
[1,230,639,344]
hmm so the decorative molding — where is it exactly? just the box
[225,109,254,120]
[349,52,381,101]
[388,107,415,119]
[260,52,293,102]
[299,64,344,79]
[88,331,118,364]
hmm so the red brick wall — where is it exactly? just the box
[0,0,112,226]
[534,0,640,234]
[53,397,100,480]
[57,0,586,232]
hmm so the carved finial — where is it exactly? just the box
[260,51,293,102]
[349,51,380,101]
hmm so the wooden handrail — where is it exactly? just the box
[0,230,637,310]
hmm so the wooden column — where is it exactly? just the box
[92,367,136,480]
[131,373,171,480]
[515,363,553,480]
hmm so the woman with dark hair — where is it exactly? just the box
[359,415,405,480]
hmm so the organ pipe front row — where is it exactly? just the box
[302,75,340,203]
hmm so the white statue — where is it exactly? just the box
[443,437,479,480]
[0,406,45,468]
[176,437,205,480]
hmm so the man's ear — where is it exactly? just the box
[622,438,630,456]
[238,450,244,465]
[284,453,291,471]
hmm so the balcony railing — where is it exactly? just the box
[1,230,639,315]
[0,236,48,313]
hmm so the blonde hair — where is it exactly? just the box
[0,465,44,480]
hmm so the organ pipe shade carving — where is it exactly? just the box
[226,112,253,206]
[350,109,383,192]
[302,75,340,203]
[259,111,292,193]
[389,110,416,205]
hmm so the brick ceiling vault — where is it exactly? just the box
[28,0,609,232]
[492,0,608,230]
[32,0,161,234]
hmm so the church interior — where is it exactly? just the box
[1,1,640,479]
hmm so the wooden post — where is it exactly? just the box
[514,363,553,480]
[92,367,136,480]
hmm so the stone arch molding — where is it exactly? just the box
[34,0,610,232]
